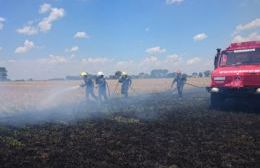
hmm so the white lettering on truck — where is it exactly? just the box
[219,69,260,74]
[234,48,255,53]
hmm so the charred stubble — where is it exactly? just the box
[0,90,260,168]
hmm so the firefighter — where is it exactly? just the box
[80,72,97,101]
[118,72,132,98]
[171,70,187,98]
[95,72,109,101]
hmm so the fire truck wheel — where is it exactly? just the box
[210,93,224,109]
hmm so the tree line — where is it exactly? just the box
[66,69,212,80]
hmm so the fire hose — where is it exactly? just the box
[170,82,206,91]
[131,86,136,92]
[185,82,207,89]
[112,82,206,97]
[170,82,207,95]
[106,82,111,97]
[113,82,136,95]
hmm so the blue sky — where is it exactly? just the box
[0,0,260,79]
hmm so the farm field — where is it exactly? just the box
[0,78,210,120]
[0,78,260,168]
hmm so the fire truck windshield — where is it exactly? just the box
[220,49,260,66]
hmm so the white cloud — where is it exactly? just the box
[48,55,67,64]
[234,18,260,35]
[39,3,52,14]
[115,60,137,74]
[145,46,166,55]
[116,60,133,67]
[74,32,89,39]
[193,33,208,41]
[8,59,16,63]
[17,4,64,35]
[232,18,260,43]
[143,56,159,63]
[38,7,65,32]
[2,54,212,80]
[232,32,260,43]
[0,17,5,30]
[0,17,5,22]
[166,54,180,62]
[187,57,201,65]
[70,46,79,52]
[15,40,35,54]
[139,55,183,73]
[65,46,79,53]
[166,0,184,5]
[39,55,68,64]
[70,54,75,59]
[81,58,109,64]
[16,25,38,35]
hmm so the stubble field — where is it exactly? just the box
[0,78,259,168]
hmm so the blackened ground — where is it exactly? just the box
[0,90,260,168]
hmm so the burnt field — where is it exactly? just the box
[0,79,260,168]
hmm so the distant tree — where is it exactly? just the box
[108,75,116,79]
[0,67,8,81]
[204,70,211,77]
[192,72,198,78]
[114,71,122,79]
[66,76,81,80]
[199,72,203,78]
[182,73,188,79]
[48,78,64,81]
[130,75,138,79]
[138,72,149,79]
[167,72,176,78]
[151,69,168,78]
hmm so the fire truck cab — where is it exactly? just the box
[208,41,260,108]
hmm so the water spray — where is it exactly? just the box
[40,85,81,109]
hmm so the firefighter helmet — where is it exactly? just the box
[80,72,88,77]
[121,71,128,76]
[97,71,104,77]
[176,69,182,74]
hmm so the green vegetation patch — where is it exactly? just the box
[0,136,25,148]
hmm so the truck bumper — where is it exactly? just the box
[206,87,260,97]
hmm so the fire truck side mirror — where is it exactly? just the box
[214,48,221,69]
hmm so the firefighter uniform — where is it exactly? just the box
[172,72,187,98]
[95,72,108,101]
[80,72,97,100]
[119,73,132,97]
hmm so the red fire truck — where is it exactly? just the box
[208,41,260,108]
